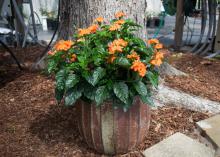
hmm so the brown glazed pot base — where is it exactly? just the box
[76,97,151,155]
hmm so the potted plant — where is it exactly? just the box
[47,11,164,155]
[40,7,58,30]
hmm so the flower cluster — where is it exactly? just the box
[148,39,164,66]
[131,60,147,77]
[78,24,99,37]
[115,11,126,18]
[127,51,140,60]
[95,17,104,23]
[108,39,128,54]
[54,40,74,52]
[109,12,126,31]
[47,11,164,109]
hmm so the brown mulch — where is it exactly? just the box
[0,45,45,64]
[0,45,44,88]
[0,72,209,157]
[165,53,220,102]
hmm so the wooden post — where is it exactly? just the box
[174,0,184,51]
[214,10,220,51]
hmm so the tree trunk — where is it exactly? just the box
[57,0,75,40]
[58,0,148,39]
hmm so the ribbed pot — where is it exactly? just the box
[76,97,151,155]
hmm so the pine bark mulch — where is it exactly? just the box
[165,53,220,102]
[0,72,209,157]
[0,45,44,88]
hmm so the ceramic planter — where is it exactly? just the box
[76,97,151,155]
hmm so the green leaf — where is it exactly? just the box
[85,67,106,86]
[55,87,64,103]
[132,38,147,53]
[133,81,148,96]
[83,85,96,101]
[123,96,133,112]
[55,69,66,91]
[95,86,110,105]
[47,59,57,74]
[113,82,128,104]
[147,71,159,88]
[65,74,79,89]
[115,57,131,67]
[140,96,154,107]
[64,86,82,106]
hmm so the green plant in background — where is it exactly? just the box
[163,0,198,16]
[163,0,177,16]
[47,11,164,111]
[39,0,57,20]
[146,12,161,19]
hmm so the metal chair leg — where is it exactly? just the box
[0,39,22,70]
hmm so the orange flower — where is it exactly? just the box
[109,23,121,31]
[88,24,99,33]
[127,51,140,60]
[108,39,128,54]
[113,39,128,47]
[48,50,56,56]
[155,51,164,60]
[114,20,125,25]
[54,40,74,51]
[150,51,164,66]
[154,43,163,49]
[108,44,123,54]
[70,54,77,62]
[107,55,116,63]
[78,28,91,37]
[150,59,163,66]
[130,60,147,77]
[95,17,104,23]
[115,11,126,18]
[147,38,159,45]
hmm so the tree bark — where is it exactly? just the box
[57,0,74,40]
[58,0,148,40]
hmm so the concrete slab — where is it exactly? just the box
[143,132,215,157]
[197,114,220,149]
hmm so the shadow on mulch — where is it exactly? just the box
[29,105,100,155]
[0,45,45,89]
[0,66,22,88]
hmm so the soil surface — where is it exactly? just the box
[165,53,220,102]
[0,71,209,157]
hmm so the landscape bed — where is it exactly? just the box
[0,46,217,156]
[0,72,209,157]
[165,53,220,102]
